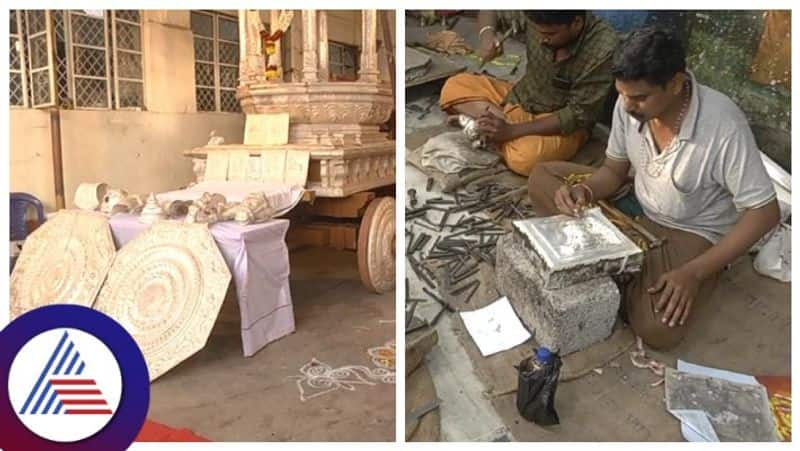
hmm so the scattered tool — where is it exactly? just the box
[423,287,456,313]
[406,315,429,334]
[489,185,528,205]
[441,166,507,193]
[408,188,418,207]
[429,304,447,327]
[406,300,419,328]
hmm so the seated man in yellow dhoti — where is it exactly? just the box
[440,11,618,176]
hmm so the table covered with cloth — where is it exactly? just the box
[108,213,295,357]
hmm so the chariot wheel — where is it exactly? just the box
[357,196,396,294]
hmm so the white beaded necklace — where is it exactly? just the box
[640,80,692,178]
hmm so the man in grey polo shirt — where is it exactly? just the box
[527,27,780,349]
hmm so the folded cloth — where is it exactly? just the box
[418,131,499,174]
[426,30,471,55]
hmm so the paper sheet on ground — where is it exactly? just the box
[669,360,759,442]
[668,409,719,442]
[459,296,531,357]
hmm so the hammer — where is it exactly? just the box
[478,28,514,71]
[598,200,665,249]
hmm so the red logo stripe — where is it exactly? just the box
[55,389,102,395]
[61,399,108,405]
[50,379,97,385]
[66,409,113,415]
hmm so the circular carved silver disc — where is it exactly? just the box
[94,222,231,381]
[10,210,115,320]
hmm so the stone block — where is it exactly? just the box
[496,235,620,355]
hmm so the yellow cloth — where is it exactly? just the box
[751,11,791,87]
[440,73,589,176]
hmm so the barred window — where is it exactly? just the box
[9,9,144,110]
[53,11,74,108]
[111,10,144,108]
[329,41,359,81]
[191,11,241,113]
[10,10,29,107]
[68,10,111,109]
[25,10,56,107]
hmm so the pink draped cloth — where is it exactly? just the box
[108,214,295,357]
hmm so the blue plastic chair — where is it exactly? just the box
[10,192,46,272]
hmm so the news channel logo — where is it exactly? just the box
[1,305,149,451]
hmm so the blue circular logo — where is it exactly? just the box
[0,305,149,451]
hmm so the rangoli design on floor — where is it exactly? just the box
[368,341,396,370]
[291,341,395,402]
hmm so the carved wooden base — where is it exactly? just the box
[310,143,395,197]
[289,124,389,146]
[186,140,395,198]
[238,81,393,145]
[357,197,396,294]
[238,81,393,122]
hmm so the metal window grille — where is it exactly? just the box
[191,10,241,113]
[25,10,57,107]
[112,10,144,109]
[68,10,111,109]
[53,10,75,108]
[11,9,144,110]
[329,41,359,81]
[10,10,29,107]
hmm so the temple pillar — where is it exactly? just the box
[240,9,265,82]
[358,10,379,83]
[318,11,329,81]
[268,10,283,79]
[301,10,319,82]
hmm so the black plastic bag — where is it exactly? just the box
[515,348,562,426]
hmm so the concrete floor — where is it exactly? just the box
[405,16,790,441]
[147,246,395,441]
[407,162,791,441]
[492,257,790,442]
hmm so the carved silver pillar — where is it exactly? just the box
[318,11,329,82]
[269,10,283,78]
[358,9,379,83]
[238,9,247,82]
[301,10,319,82]
[241,10,265,82]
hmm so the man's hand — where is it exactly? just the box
[476,112,517,142]
[553,184,590,217]
[478,28,501,63]
[649,265,703,328]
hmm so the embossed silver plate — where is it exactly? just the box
[513,208,641,271]
[511,208,643,289]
